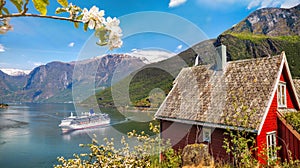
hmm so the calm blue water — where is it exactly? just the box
[0,103,154,168]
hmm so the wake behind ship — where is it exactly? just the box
[59,109,110,133]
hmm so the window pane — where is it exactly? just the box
[267,132,277,160]
[277,87,280,104]
[278,83,286,107]
[283,85,286,106]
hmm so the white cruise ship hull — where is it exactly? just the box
[60,119,110,133]
[59,111,110,133]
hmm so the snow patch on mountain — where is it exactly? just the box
[128,49,176,64]
[0,68,31,76]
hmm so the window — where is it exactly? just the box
[202,127,211,142]
[266,131,277,161]
[277,82,286,107]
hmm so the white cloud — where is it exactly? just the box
[175,45,184,52]
[176,45,183,50]
[0,44,5,52]
[131,48,137,52]
[280,0,300,8]
[68,42,75,47]
[195,0,299,10]
[197,0,246,8]
[247,0,300,9]
[33,62,44,66]
[169,0,187,8]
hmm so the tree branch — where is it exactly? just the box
[0,13,81,22]
[22,0,29,15]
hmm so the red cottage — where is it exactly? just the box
[155,45,300,164]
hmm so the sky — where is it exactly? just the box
[0,0,299,70]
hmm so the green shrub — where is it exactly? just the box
[284,112,300,133]
[54,123,181,168]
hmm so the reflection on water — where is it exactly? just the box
[0,103,155,168]
[62,126,108,141]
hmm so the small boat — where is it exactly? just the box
[59,109,110,133]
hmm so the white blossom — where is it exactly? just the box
[104,17,123,49]
[81,6,122,49]
[105,17,122,34]
[107,31,123,50]
[82,6,105,29]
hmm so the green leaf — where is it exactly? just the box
[9,0,23,12]
[55,7,67,14]
[95,29,108,46]
[32,0,49,15]
[76,14,83,21]
[2,7,9,14]
[74,22,79,28]
[57,0,68,7]
[83,23,88,31]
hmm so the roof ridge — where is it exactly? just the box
[227,54,282,64]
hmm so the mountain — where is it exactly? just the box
[1,54,145,103]
[226,4,299,36]
[20,61,74,102]
[215,4,300,77]
[85,39,217,107]
[0,70,27,103]
[93,4,300,108]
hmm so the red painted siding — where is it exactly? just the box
[277,114,300,161]
[210,128,231,161]
[279,66,298,109]
[256,65,298,164]
[160,120,230,161]
[256,94,278,164]
[161,120,198,150]
[276,65,300,162]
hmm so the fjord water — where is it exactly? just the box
[0,103,154,168]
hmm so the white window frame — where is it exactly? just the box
[266,131,277,161]
[277,82,287,108]
[202,127,211,142]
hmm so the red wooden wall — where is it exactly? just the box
[256,94,278,164]
[160,120,231,162]
[277,113,300,161]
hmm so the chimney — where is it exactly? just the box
[216,44,227,70]
[194,54,199,66]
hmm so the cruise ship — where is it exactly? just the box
[59,109,110,133]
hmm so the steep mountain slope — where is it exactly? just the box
[226,4,299,36]
[0,70,27,102]
[216,4,300,77]
[21,61,74,102]
[1,54,145,103]
[87,39,217,107]
[215,34,300,76]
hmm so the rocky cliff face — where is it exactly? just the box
[0,70,27,102]
[226,4,299,36]
[2,54,145,103]
[22,61,74,102]
[215,4,300,77]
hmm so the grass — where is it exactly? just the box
[227,32,300,44]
